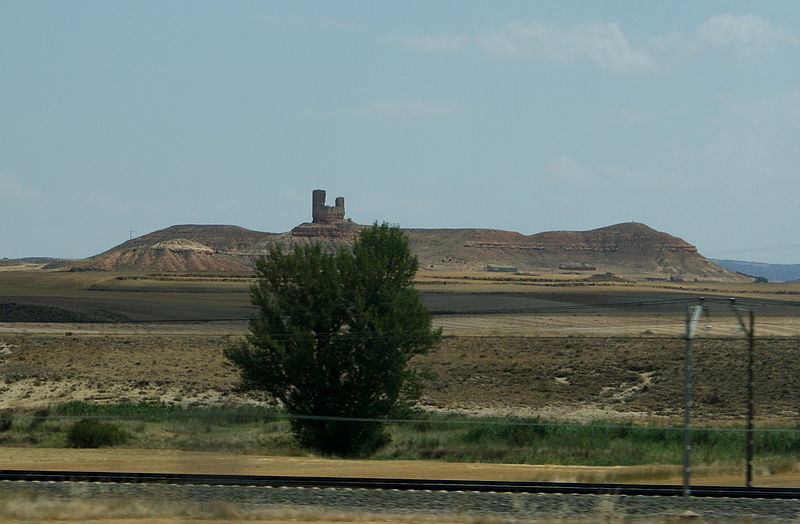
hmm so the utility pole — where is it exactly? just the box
[730,299,755,487]
[683,300,704,500]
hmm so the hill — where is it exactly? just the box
[51,221,741,281]
[712,259,800,283]
[94,224,279,254]
[46,190,743,281]
[406,222,735,280]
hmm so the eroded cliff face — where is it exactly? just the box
[73,238,253,272]
[58,222,744,281]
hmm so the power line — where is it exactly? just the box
[7,410,799,435]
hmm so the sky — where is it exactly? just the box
[1,1,799,263]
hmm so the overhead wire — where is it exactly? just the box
[6,410,799,435]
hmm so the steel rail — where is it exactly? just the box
[1,470,798,499]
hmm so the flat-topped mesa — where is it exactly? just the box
[312,189,345,224]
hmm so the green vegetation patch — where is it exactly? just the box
[1,403,798,471]
[66,419,129,448]
[381,415,800,466]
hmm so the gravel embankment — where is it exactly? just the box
[2,481,800,522]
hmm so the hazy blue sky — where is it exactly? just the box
[2,1,799,263]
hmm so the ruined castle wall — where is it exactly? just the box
[311,189,345,223]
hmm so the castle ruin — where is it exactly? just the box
[291,189,356,239]
[311,189,345,223]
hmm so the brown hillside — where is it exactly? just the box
[55,221,742,281]
[45,225,277,272]
[406,222,738,280]
[42,190,743,279]
[80,238,253,272]
[97,224,277,254]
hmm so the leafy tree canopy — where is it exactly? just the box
[225,223,440,455]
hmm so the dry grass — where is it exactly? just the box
[2,330,799,422]
[414,269,800,298]
[0,264,47,272]
[432,313,800,337]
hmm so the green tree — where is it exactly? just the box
[225,223,440,455]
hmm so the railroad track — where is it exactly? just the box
[2,469,799,499]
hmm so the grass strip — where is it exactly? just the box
[0,402,797,469]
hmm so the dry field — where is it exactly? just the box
[0,269,799,422]
[3,269,800,320]
[0,324,798,423]
[1,270,799,522]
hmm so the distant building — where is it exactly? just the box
[312,189,345,224]
[291,189,355,239]
[486,265,517,273]
[559,263,596,271]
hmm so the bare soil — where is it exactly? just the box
[0,326,798,424]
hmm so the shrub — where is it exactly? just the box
[66,419,128,448]
[27,408,49,430]
[463,418,548,446]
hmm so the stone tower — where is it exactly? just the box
[311,189,345,223]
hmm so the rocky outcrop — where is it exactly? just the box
[290,220,362,240]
